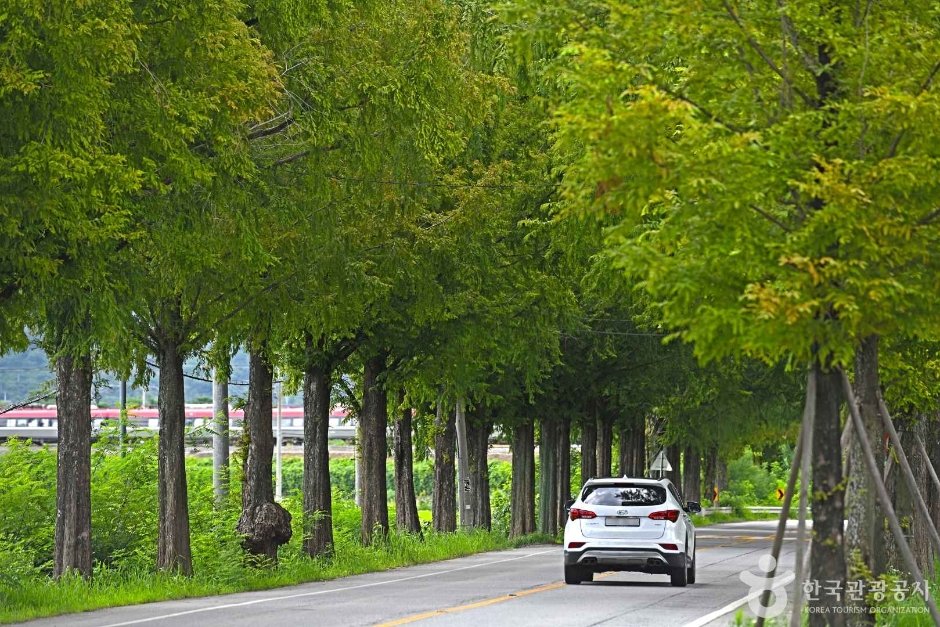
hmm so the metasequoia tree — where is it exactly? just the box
[246,0,488,551]
[237,337,291,563]
[507,0,940,619]
[2,0,277,578]
[118,1,277,573]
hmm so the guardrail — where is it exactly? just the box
[700,506,788,515]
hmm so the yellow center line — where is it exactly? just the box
[373,581,567,627]
[374,545,730,627]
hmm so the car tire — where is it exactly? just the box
[670,555,688,587]
[687,542,696,585]
[565,565,588,585]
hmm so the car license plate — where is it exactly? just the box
[605,517,640,527]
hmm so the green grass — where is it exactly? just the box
[0,529,553,625]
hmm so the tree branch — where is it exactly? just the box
[247,118,293,140]
[776,0,819,75]
[916,207,940,226]
[721,0,816,107]
[271,150,309,167]
[338,377,361,417]
[885,59,940,159]
[658,85,747,134]
[749,204,793,232]
[0,279,20,303]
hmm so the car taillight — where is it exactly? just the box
[570,508,597,521]
[659,543,678,551]
[568,541,586,549]
[649,510,680,523]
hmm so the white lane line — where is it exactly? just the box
[96,549,558,627]
[681,572,796,627]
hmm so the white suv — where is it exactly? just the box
[563,477,701,586]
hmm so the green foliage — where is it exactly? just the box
[505,0,940,369]
[873,570,939,626]
[0,440,56,567]
[719,447,792,511]
[0,439,540,622]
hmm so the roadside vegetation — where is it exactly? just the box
[0,435,553,624]
[0,432,800,622]
[2,0,940,625]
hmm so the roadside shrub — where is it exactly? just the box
[720,446,792,510]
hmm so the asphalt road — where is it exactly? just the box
[18,520,808,627]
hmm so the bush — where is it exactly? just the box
[720,446,792,511]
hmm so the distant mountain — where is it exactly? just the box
[0,349,278,407]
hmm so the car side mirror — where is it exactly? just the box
[685,501,702,514]
[564,498,575,512]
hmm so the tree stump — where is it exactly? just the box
[236,502,292,565]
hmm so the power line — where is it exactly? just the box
[143,360,283,386]
[0,389,58,415]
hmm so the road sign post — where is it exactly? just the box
[648,449,672,479]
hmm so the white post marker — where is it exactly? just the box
[275,378,283,501]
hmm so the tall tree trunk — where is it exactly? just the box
[360,352,390,545]
[665,443,682,490]
[156,333,192,575]
[927,418,940,578]
[809,363,846,627]
[432,403,457,533]
[556,416,571,530]
[703,447,719,505]
[908,420,931,574]
[237,345,292,564]
[703,446,730,505]
[632,416,646,477]
[511,421,535,537]
[303,358,333,557]
[618,422,631,477]
[394,389,421,535]
[53,352,93,579]
[596,408,613,477]
[885,419,933,576]
[845,336,885,625]
[580,408,597,487]
[618,415,646,477]
[682,446,701,503]
[466,403,491,529]
[538,418,558,535]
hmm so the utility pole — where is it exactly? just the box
[212,368,229,503]
[119,380,127,456]
[275,378,283,501]
[455,396,471,528]
[354,424,362,507]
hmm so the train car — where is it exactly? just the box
[0,406,355,443]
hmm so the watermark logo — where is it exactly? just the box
[739,554,795,619]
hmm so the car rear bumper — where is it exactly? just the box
[564,546,686,571]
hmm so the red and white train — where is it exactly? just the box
[0,405,355,443]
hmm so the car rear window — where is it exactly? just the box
[582,484,666,506]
